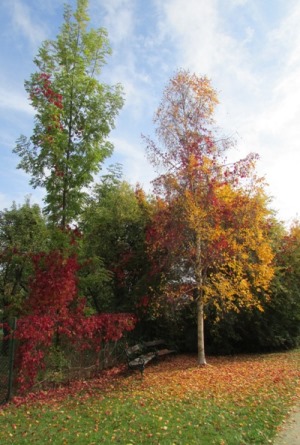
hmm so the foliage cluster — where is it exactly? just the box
[13,244,135,391]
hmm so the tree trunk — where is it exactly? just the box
[195,232,206,365]
[197,298,206,365]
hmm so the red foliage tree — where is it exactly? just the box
[14,237,136,391]
[28,251,79,316]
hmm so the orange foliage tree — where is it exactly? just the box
[145,70,274,364]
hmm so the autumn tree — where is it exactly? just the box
[145,70,274,364]
[15,243,136,391]
[205,218,300,353]
[14,0,124,227]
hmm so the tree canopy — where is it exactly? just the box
[145,70,274,364]
[14,0,124,227]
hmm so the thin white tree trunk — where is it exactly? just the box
[195,232,206,365]
[197,298,206,365]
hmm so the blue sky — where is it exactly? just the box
[1,0,300,224]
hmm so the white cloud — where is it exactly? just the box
[95,0,159,125]
[9,0,47,47]
[0,87,33,115]
[156,0,251,80]
[225,2,300,222]
[95,0,135,44]
[229,0,248,5]
[154,0,261,129]
[107,61,154,123]
[157,0,219,72]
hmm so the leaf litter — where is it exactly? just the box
[0,351,299,444]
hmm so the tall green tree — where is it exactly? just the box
[14,0,124,227]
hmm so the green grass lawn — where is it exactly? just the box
[0,350,299,445]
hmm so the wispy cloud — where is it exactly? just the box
[0,87,33,115]
[9,0,47,47]
[94,0,135,45]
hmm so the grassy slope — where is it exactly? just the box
[0,350,299,445]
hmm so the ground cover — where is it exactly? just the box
[0,350,299,444]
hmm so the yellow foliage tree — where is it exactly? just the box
[145,70,274,364]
